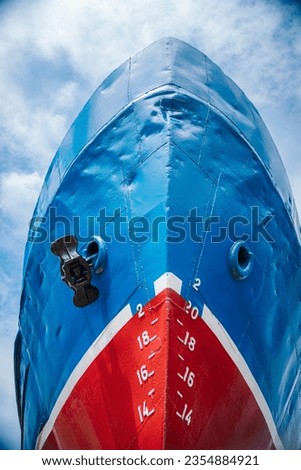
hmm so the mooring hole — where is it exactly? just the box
[238,245,251,269]
[87,241,99,257]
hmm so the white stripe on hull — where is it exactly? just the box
[202,305,283,449]
[36,272,282,450]
[36,303,133,449]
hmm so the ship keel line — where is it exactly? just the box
[36,272,282,450]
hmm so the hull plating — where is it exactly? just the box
[37,286,275,450]
[15,38,301,449]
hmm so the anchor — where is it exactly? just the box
[51,235,100,307]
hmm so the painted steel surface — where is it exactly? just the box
[15,37,301,449]
[37,287,275,450]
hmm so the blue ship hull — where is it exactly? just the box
[15,38,301,449]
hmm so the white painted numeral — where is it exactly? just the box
[176,403,193,426]
[137,330,150,350]
[183,331,196,351]
[185,301,199,320]
[178,366,195,388]
[137,365,152,385]
[192,278,201,291]
[136,303,145,318]
[138,401,155,423]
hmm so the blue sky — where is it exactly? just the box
[0,0,300,450]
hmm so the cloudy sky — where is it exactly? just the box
[0,0,300,450]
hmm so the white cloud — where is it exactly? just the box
[0,329,20,450]
[0,0,300,177]
[193,1,301,108]
[0,171,43,449]
[0,171,43,225]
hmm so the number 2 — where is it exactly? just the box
[192,278,201,291]
[136,303,145,318]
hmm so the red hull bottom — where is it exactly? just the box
[39,288,274,449]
